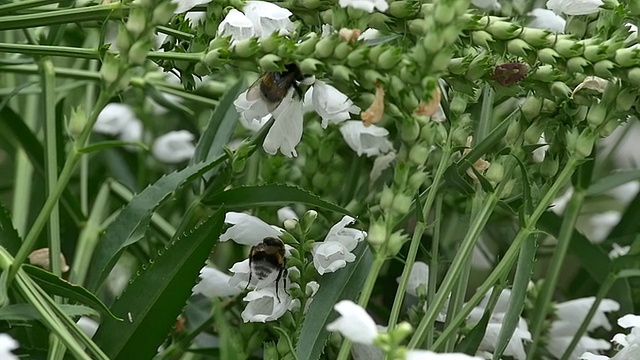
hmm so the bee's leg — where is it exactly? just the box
[275,268,286,303]
[283,268,290,297]
[245,252,253,291]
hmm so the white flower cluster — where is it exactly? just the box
[581,314,640,360]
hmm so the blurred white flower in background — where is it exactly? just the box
[326,300,379,344]
[581,211,621,243]
[527,8,566,33]
[94,103,143,142]
[217,1,294,43]
[217,9,255,43]
[262,89,305,157]
[312,216,366,274]
[580,314,640,360]
[546,0,603,15]
[170,0,210,14]
[370,151,397,183]
[547,297,619,359]
[608,243,631,259]
[0,334,18,360]
[339,121,394,157]
[193,266,243,298]
[338,0,389,13]
[151,130,196,163]
[277,207,299,223]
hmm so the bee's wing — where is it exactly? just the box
[245,76,265,102]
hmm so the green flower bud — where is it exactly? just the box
[565,16,587,38]
[630,0,640,14]
[441,25,461,46]
[450,94,468,115]
[393,162,410,187]
[263,343,279,360]
[367,13,392,29]
[128,40,150,65]
[367,219,387,249]
[314,35,337,59]
[519,28,551,48]
[297,33,319,56]
[554,39,583,58]
[433,124,448,145]
[298,58,323,73]
[390,1,419,18]
[507,39,533,58]
[499,179,516,199]
[259,33,282,53]
[583,45,607,62]
[488,21,520,40]
[614,48,640,67]
[346,46,369,67]
[378,47,402,70]
[505,119,522,145]
[232,38,259,58]
[100,53,121,85]
[600,117,621,137]
[430,50,453,72]
[542,99,557,113]
[541,155,559,178]
[203,49,226,68]
[115,24,131,53]
[471,30,494,49]
[68,106,86,139]
[551,81,572,99]
[566,57,590,74]
[433,3,455,24]
[586,103,608,128]
[400,66,420,84]
[312,172,328,188]
[332,42,350,60]
[408,19,428,36]
[452,127,469,147]
[368,44,386,64]
[448,57,468,75]
[409,144,429,165]
[530,65,556,82]
[126,8,146,38]
[152,1,176,25]
[593,60,616,78]
[363,69,385,86]
[302,0,321,9]
[524,121,545,145]
[332,65,354,82]
[258,54,282,72]
[628,68,640,86]
[485,163,504,184]
[616,89,637,111]
[521,96,543,121]
[380,186,394,210]
[537,48,561,65]
[392,193,412,215]
[422,32,445,53]
[466,53,490,80]
[402,92,420,112]
[386,230,409,257]
[408,171,428,191]
[574,130,595,159]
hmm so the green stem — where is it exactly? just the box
[444,257,471,352]
[0,3,128,30]
[387,147,452,332]
[0,0,63,13]
[425,194,443,348]
[476,84,494,143]
[11,92,37,236]
[335,253,386,360]
[559,274,617,360]
[431,157,581,350]
[8,89,113,283]
[40,58,62,277]
[408,189,500,348]
[527,187,586,359]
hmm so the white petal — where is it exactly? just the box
[553,297,619,335]
[609,243,631,259]
[234,89,271,124]
[340,121,393,157]
[532,135,548,163]
[184,11,207,27]
[95,103,140,136]
[338,0,388,12]
[584,211,621,243]
[397,261,429,297]
[217,9,254,42]
[311,81,360,128]
[618,314,640,329]
[472,0,501,10]
[370,151,397,183]
[324,215,366,250]
[528,9,565,33]
[118,119,143,144]
[277,207,299,224]
[76,317,99,338]
[546,0,603,15]
[171,0,211,14]
[547,333,610,359]
[326,300,379,344]
[580,353,610,360]
[551,187,574,215]
[228,259,252,289]
[263,88,304,157]
[193,266,243,298]
[312,241,354,274]
[151,130,196,163]
[243,1,295,39]
[358,28,380,41]
[406,350,482,360]
[241,284,292,323]
[0,334,18,360]
[219,212,282,245]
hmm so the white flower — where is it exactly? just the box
[339,121,394,157]
[580,314,640,360]
[527,9,565,33]
[219,212,283,246]
[243,1,295,39]
[305,81,360,128]
[277,207,299,224]
[241,282,298,322]
[263,88,305,157]
[546,0,603,15]
[312,216,366,275]
[400,261,429,297]
[551,187,574,215]
[171,0,210,14]
[326,300,379,344]
[240,114,271,133]
[217,9,255,43]
[407,350,483,360]
[338,0,388,13]
[609,243,631,259]
[358,28,380,41]
[532,135,549,163]
[151,130,196,163]
[184,11,207,27]
[370,151,396,183]
[583,211,621,243]
[119,120,143,143]
[471,0,501,10]
[77,317,99,338]
[193,266,243,298]
[229,258,282,291]
[95,103,143,141]
[547,297,619,359]
[0,334,18,360]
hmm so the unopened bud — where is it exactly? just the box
[530,65,555,82]
[614,48,640,67]
[505,119,522,145]
[100,53,121,85]
[574,130,595,159]
[284,219,298,232]
[367,220,387,249]
[408,171,428,191]
[448,57,468,75]
[152,1,176,25]
[566,57,590,74]
[386,230,409,256]
[378,47,402,70]
[204,49,225,68]
[300,210,317,233]
[380,186,394,210]
[583,45,607,62]
[521,96,543,121]
[616,89,637,111]
[537,48,561,65]
[126,8,146,38]
[485,162,504,184]
[233,38,259,58]
[524,121,545,145]
[565,16,587,38]
[555,39,583,58]
[409,144,429,165]
[332,65,354,82]
[471,30,494,49]
[586,103,608,128]
[408,19,428,36]
[507,39,533,58]
[347,46,369,67]
[628,68,640,86]
[258,54,282,72]
[389,1,419,18]
[297,33,319,56]
[488,21,520,40]
[551,81,572,99]
[422,33,444,53]
[593,60,616,78]
[540,155,559,178]
[392,193,412,214]
[314,36,337,58]
[298,58,323,73]
[450,94,468,115]
[519,28,550,48]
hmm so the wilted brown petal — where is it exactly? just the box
[361,83,385,127]
[339,28,362,42]
[414,87,442,117]
[571,76,608,98]
[28,248,70,272]
[463,136,491,183]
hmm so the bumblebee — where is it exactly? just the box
[246,63,306,110]
[246,237,288,302]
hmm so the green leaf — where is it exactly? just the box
[93,209,226,360]
[78,140,149,154]
[296,244,372,360]
[84,157,227,292]
[0,303,98,321]
[0,200,21,255]
[192,78,245,183]
[22,265,121,321]
[586,169,640,196]
[202,184,352,216]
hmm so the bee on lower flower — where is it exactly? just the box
[246,237,289,302]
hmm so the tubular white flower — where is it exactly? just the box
[241,282,298,323]
[339,121,394,157]
[581,314,640,360]
[326,300,379,344]
[77,317,99,338]
[151,130,196,163]
[95,103,142,138]
[370,151,397,183]
[532,135,549,163]
[528,8,565,33]
[277,207,299,224]
[308,81,360,128]
[358,28,380,41]
[217,9,255,43]
[406,350,483,360]
[219,212,283,246]
[609,243,631,259]
[584,211,621,243]
[193,266,243,298]
[234,89,272,124]
[312,216,366,274]
[401,261,429,297]
[243,1,295,39]
[171,0,211,14]
[0,334,18,360]
[263,88,305,157]
[546,0,603,15]
[325,215,367,247]
[338,0,389,13]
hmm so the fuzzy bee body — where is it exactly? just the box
[247,237,288,302]
[246,63,304,110]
